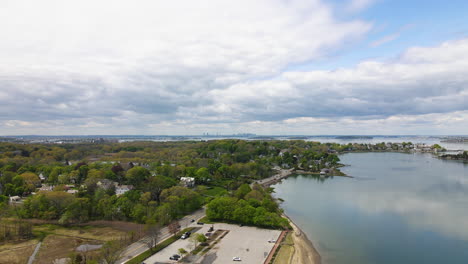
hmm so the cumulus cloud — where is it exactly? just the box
[0,0,467,135]
[0,0,371,134]
[203,39,468,128]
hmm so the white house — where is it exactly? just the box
[116,185,134,196]
[9,196,21,203]
[180,177,195,188]
[39,173,46,181]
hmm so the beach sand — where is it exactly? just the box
[259,169,322,264]
[288,218,321,264]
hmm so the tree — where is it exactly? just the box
[144,220,161,253]
[195,167,211,184]
[178,248,187,258]
[144,175,176,201]
[206,196,237,220]
[234,184,251,199]
[196,233,207,244]
[100,239,127,264]
[168,220,181,237]
[125,167,150,186]
[188,235,199,251]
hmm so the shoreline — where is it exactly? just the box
[256,168,351,188]
[284,214,322,264]
[259,169,322,264]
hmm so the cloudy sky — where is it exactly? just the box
[1,0,467,135]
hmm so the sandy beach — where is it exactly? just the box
[282,215,321,264]
[289,220,321,264]
[257,169,322,264]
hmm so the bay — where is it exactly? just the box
[273,152,468,264]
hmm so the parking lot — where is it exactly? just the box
[144,225,206,264]
[144,223,281,264]
[199,223,281,264]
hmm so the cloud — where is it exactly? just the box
[370,24,414,48]
[370,32,400,47]
[202,39,468,127]
[0,0,467,135]
[346,0,375,13]
[0,0,371,134]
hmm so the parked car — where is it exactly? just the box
[181,232,191,239]
[268,239,276,243]
[169,254,181,260]
[233,257,242,261]
[197,221,204,225]
[190,219,195,223]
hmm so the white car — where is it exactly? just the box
[268,239,276,243]
[233,257,241,261]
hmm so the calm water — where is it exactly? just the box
[273,152,468,264]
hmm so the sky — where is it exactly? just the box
[0,0,467,135]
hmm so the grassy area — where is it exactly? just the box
[0,224,128,264]
[0,239,39,264]
[200,230,229,255]
[34,224,125,241]
[32,225,127,264]
[203,186,228,197]
[197,216,215,224]
[126,227,195,264]
[271,232,294,264]
[34,235,101,264]
[191,230,225,255]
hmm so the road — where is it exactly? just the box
[119,208,206,264]
[252,168,293,187]
[27,242,42,264]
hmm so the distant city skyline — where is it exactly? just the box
[1,0,467,135]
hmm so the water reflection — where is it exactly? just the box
[273,152,468,264]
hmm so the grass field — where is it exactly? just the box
[0,239,39,264]
[34,224,125,241]
[34,225,127,264]
[0,224,129,264]
[273,232,294,264]
[203,186,228,197]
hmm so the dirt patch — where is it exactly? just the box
[34,235,100,264]
[0,240,39,264]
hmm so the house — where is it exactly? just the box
[97,179,115,190]
[116,185,134,196]
[39,184,53,192]
[39,173,46,182]
[67,189,78,195]
[180,177,195,188]
[9,196,21,203]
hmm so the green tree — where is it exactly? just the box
[125,167,150,186]
[195,167,211,184]
[234,184,252,199]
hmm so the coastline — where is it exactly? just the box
[259,169,322,264]
[284,214,322,264]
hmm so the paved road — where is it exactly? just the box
[27,242,42,264]
[144,225,210,264]
[119,208,206,264]
[252,168,293,187]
